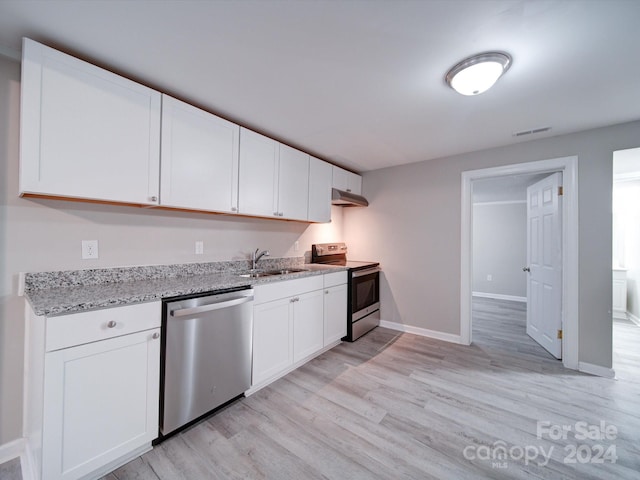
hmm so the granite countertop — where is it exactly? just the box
[25,262,347,317]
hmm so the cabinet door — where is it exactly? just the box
[252,298,293,386]
[42,328,160,480]
[348,172,363,195]
[308,157,332,223]
[238,128,279,217]
[332,166,362,195]
[20,39,161,205]
[293,290,325,363]
[160,95,239,213]
[324,284,348,346]
[278,144,309,220]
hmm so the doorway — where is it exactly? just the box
[612,147,640,379]
[471,172,562,359]
[460,156,579,371]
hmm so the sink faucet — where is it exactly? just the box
[252,248,270,270]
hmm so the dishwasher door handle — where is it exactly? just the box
[170,295,253,317]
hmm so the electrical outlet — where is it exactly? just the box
[487,274,493,281]
[82,240,99,259]
[195,241,204,255]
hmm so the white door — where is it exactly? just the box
[278,144,310,220]
[238,128,279,218]
[252,298,293,386]
[324,283,348,345]
[292,289,324,363]
[308,157,332,223]
[526,172,563,358]
[42,329,160,480]
[20,39,161,205]
[160,95,239,213]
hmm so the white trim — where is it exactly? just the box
[472,291,527,303]
[379,320,464,344]
[473,199,527,206]
[628,311,640,326]
[0,438,24,464]
[613,172,640,183]
[578,362,616,379]
[461,156,580,370]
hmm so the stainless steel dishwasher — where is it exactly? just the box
[160,286,253,438]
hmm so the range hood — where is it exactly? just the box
[331,188,369,207]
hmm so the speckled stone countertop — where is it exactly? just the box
[25,259,347,317]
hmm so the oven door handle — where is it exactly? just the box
[352,267,381,278]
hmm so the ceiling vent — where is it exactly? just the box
[513,126,551,137]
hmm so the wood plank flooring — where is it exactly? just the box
[100,297,640,480]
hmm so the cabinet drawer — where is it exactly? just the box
[324,271,348,288]
[46,301,161,352]
[254,276,323,305]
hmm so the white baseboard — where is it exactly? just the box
[0,437,24,464]
[628,311,640,326]
[472,291,527,302]
[578,362,616,379]
[379,320,463,345]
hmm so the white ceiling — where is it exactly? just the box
[0,0,639,173]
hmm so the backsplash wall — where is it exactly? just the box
[0,55,343,445]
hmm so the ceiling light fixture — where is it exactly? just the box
[445,52,512,96]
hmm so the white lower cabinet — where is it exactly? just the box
[252,298,293,386]
[26,302,161,480]
[324,284,348,345]
[292,290,325,363]
[251,273,346,389]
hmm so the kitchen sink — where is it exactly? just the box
[266,268,309,275]
[238,268,309,278]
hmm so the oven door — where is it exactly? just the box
[351,267,380,319]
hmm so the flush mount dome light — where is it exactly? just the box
[445,52,512,96]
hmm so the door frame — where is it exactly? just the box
[460,156,579,370]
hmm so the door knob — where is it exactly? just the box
[522,267,531,272]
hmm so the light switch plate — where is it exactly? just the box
[195,241,204,255]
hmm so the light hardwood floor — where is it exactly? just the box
[100,297,639,480]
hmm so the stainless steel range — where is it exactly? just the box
[311,243,380,341]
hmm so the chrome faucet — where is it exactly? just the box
[252,248,270,270]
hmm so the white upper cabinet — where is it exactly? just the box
[160,95,239,213]
[238,128,279,217]
[20,38,161,205]
[238,128,310,221]
[277,144,309,221]
[332,166,362,195]
[308,157,332,223]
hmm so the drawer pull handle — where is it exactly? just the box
[152,332,160,339]
[107,321,117,328]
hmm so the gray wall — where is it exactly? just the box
[0,56,344,444]
[344,119,640,371]
[472,202,527,299]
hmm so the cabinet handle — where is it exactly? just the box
[325,290,329,294]
[346,189,351,193]
[279,212,284,217]
[152,332,160,339]
[150,196,158,202]
[231,207,237,212]
[107,320,117,328]
[274,212,279,217]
